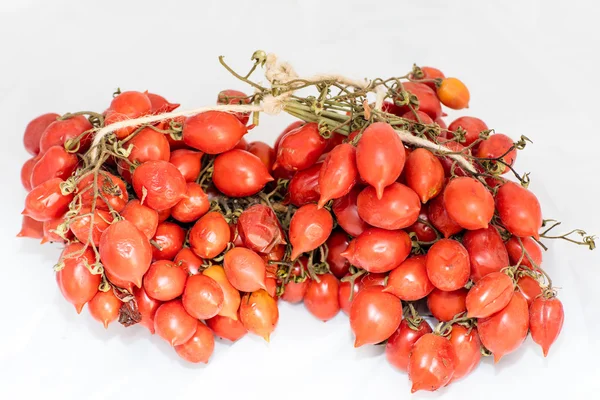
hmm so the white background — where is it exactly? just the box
[1,0,599,398]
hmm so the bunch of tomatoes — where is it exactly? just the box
[17,63,574,393]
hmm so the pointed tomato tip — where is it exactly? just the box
[40,237,48,244]
[262,334,271,343]
[21,209,26,215]
[271,162,279,171]
[290,249,301,261]
[493,354,502,363]
[103,321,109,329]
[354,339,364,348]
[75,304,84,314]
[410,385,419,394]
[543,347,550,357]
[375,185,384,200]
[16,231,24,238]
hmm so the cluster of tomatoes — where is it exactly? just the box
[18,66,565,393]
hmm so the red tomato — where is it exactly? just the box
[21,156,39,191]
[448,116,488,146]
[406,204,437,242]
[317,143,358,207]
[182,274,224,319]
[281,263,309,303]
[286,163,322,207]
[449,325,481,382]
[247,141,276,171]
[239,289,279,341]
[189,212,230,259]
[496,182,542,239]
[42,216,72,244]
[234,137,249,151]
[175,322,215,364]
[404,148,444,203]
[23,112,59,155]
[341,228,411,273]
[23,178,73,222]
[350,286,402,347]
[427,288,468,321]
[265,277,279,300]
[408,333,456,393]
[478,292,529,363]
[401,110,434,125]
[357,183,420,230]
[357,272,388,289]
[384,255,434,300]
[99,219,152,288]
[174,247,203,276]
[69,207,113,246]
[437,141,470,177]
[437,78,470,110]
[17,216,44,239]
[381,101,404,116]
[529,296,564,357]
[427,193,462,238]
[143,260,188,301]
[443,177,494,230]
[151,222,185,261]
[289,204,333,260]
[426,239,471,291]
[105,268,134,292]
[39,115,92,153]
[274,122,327,172]
[304,273,340,321]
[332,186,370,237]
[133,286,161,334]
[203,265,240,320]
[274,121,304,153]
[323,132,346,153]
[117,127,170,180]
[355,122,405,199]
[171,182,210,223]
[105,91,152,139]
[145,92,179,114]
[154,299,198,346]
[237,204,285,254]
[386,319,432,371]
[435,117,447,129]
[506,236,543,270]
[516,275,542,305]
[213,149,274,197]
[30,145,78,188]
[463,226,510,281]
[120,199,159,240]
[223,247,267,292]
[325,230,350,279]
[476,134,517,174]
[466,272,514,318]
[169,149,203,182]
[183,111,247,154]
[206,313,247,342]
[56,243,101,313]
[78,171,128,212]
[417,66,445,90]
[338,276,359,315]
[88,290,121,329]
[217,89,251,125]
[157,207,171,223]
[399,82,442,120]
[132,160,186,210]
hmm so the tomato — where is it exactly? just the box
[274,121,304,153]
[399,82,442,120]
[338,276,359,314]
[39,115,92,153]
[237,204,285,253]
[247,141,276,171]
[105,91,152,139]
[171,182,210,223]
[448,116,488,146]
[408,333,456,393]
[78,171,128,212]
[142,260,187,301]
[404,148,444,204]
[286,163,322,207]
[357,272,388,289]
[466,272,514,318]
[151,222,185,261]
[56,243,101,313]
[289,204,333,260]
[174,248,203,275]
[323,131,346,153]
[357,183,420,230]
[355,122,405,199]
[88,290,121,329]
[516,274,542,305]
[120,199,159,240]
[189,211,230,259]
[506,236,543,270]
[478,292,529,363]
[463,226,510,281]
[157,207,171,223]
[206,313,247,342]
[21,156,39,191]
[476,133,517,175]
[69,207,113,246]
[99,219,152,288]
[181,274,224,320]
[304,273,340,321]
[23,178,73,222]
[183,111,247,154]
[350,286,402,347]
[17,216,44,239]
[42,216,71,244]
[325,230,350,279]
[427,193,462,238]
[426,239,471,291]
[234,135,248,152]
[529,296,564,357]
[133,286,161,334]
[217,89,251,125]
[274,122,327,172]
[427,288,468,321]
[212,149,273,197]
[496,182,542,239]
[417,66,445,90]
[386,319,432,371]
[239,289,279,341]
[401,110,434,125]
[443,177,494,230]
[132,160,187,210]
[384,255,434,300]
[104,268,134,292]
[317,143,358,207]
[281,263,309,303]
[381,101,404,116]
[341,228,411,273]
[406,204,437,242]
[23,112,59,155]
[146,92,179,114]
[264,277,279,300]
[449,325,481,382]
[169,149,203,182]
[117,127,171,180]
[223,247,267,292]
[175,322,215,364]
[435,117,447,129]
[332,186,369,237]
[437,78,470,110]
[438,141,470,177]
[154,299,198,346]
[30,145,78,188]
[203,265,241,320]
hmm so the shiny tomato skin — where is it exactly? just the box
[463,226,510,282]
[399,82,442,120]
[39,115,92,153]
[247,141,276,171]
[217,89,251,125]
[350,286,402,347]
[56,243,101,314]
[88,290,121,329]
[304,274,340,321]
[496,182,542,239]
[182,274,224,320]
[274,121,304,153]
[289,204,333,260]
[325,230,350,279]
[404,148,444,203]
[437,78,470,110]
[449,325,481,382]
[21,156,39,191]
[174,247,203,276]
[237,204,285,254]
[529,296,564,357]
[154,299,198,346]
[384,255,434,300]
[516,275,542,305]
[78,171,128,212]
[357,183,421,230]
[281,265,309,304]
[206,313,247,342]
[443,177,494,230]
[23,112,59,155]
[143,260,188,301]
[30,145,78,188]
[476,134,516,174]
[213,149,274,197]
[317,143,358,207]
[132,160,187,211]
[427,288,468,321]
[223,247,267,292]
[183,111,248,154]
[401,110,434,125]
[274,122,327,172]
[17,215,44,239]
[147,92,180,114]
[438,141,470,178]
[171,182,210,223]
[69,207,113,246]
[189,211,231,259]
[341,228,411,273]
[23,178,73,222]
[239,289,279,341]
[169,149,203,182]
[448,116,488,146]
[406,204,437,242]
[42,216,72,244]
[426,239,471,291]
[417,66,445,90]
[386,319,432,371]
[332,186,370,237]
[466,272,514,318]
[151,222,185,261]
[175,322,215,364]
[408,333,456,393]
[286,162,322,206]
[427,193,462,238]
[133,286,161,334]
[203,265,241,321]
[120,199,159,240]
[505,236,543,270]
